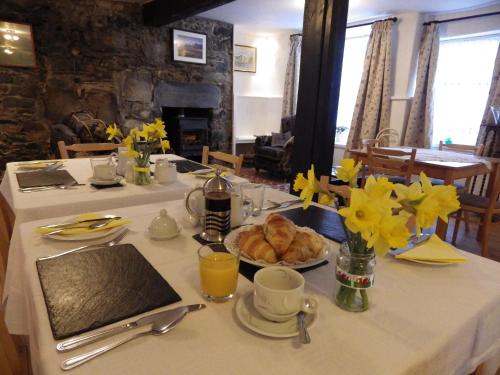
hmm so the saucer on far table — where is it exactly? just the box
[235,291,317,338]
[89,176,123,186]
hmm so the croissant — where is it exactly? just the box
[263,213,297,256]
[281,230,324,264]
[238,225,278,263]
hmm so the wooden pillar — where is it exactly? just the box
[291,0,348,185]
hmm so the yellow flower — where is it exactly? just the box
[127,148,140,158]
[298,165,320,209]
[129,128,141,141]
[336,158,362,187]
[319,194,335,206]
[106,123,123,141]
[364,175,394,199]
[140,123,153,140]
[367,212,411,256]
[293,173,307,192]
[394,181,425,203]
[151,118,167,139]
[160,139,170,153]
[338,189,380,239]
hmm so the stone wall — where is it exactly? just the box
[0,0,233,171]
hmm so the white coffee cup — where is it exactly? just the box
[253,267,316,322]
[93,164,116,181]
[155,159,177,184]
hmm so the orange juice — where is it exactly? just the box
[199,252,239,298]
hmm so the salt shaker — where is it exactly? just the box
[125,159,136,183]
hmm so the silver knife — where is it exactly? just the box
[56,304,205,352]
[39,216,120,229]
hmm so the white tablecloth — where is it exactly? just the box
[0,154,247,334]
[9,191,500,375]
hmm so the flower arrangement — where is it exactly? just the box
[106,119,170,185]
[294,159,460,311]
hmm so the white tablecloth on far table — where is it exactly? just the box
[0,154,248,334]
[9,190,500,375]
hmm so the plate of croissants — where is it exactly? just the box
[224,213,333,269]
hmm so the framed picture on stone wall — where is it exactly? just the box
[0,21,36,68]
[234,45,256,73]
[172,29,206,65]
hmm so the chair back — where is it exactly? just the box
[58,141,123,159]
[201,146,244,176]
[438,141,484,156]
[318,176,351,206]
[375,128,400,147]
[367,146,417,185]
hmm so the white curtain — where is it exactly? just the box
[282,35,302,118]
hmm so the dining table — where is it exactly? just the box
[0,154,248,335]
[349,147,500,239]
[6,187,500,375]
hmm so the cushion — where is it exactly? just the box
[271,131,291,147]
[429,178,465,190]
[459,192,500,209]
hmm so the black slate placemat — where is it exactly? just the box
[16,170,77,189]
[278,205,347,243]
[192,234,328,281]
[170,159,208,173]
[91,183,124,189]
[36,244,181,340]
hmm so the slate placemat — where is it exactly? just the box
[91,183,124,189]
[278,205,347,244]
[192,234,328,281]
[170,159,208,173]
[17,170,77,189]
[36,244,181,340]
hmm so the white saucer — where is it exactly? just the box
[89,176,122,186]
[146,225,182,240]
[235,291,317,338]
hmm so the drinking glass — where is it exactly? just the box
[198,244,240,302]
[241,183,265,216]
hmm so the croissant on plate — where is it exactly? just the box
[238,225,278,263]
[263,213,296,257]
[281,230,323,263]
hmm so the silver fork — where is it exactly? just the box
[263,199,302,210]
[37,228,129,261]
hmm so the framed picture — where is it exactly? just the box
[234,45,257,73]
[0,21,36,68]
[172,29,206,65]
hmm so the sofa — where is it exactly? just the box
[254,115,295,178]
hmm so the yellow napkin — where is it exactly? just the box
[35,213,130,236]
[16,161,64,169]
[396,235,467,263]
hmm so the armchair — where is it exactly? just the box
[254,115,295,178]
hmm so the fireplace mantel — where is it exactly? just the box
[154,81,221,109]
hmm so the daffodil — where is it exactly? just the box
[364,175,394,199]
[319,194,335,206]
[106,123,122,141]
[336,158,362,187]
[367,212,411,256]
[293,173,307,192]
[129,128,141,141]
[161,139,170,152]
[338,189,380,240]
[297,165,320,209]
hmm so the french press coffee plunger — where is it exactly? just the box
[185,169,232,242]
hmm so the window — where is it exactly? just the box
[335,26,371,145]
[432,34,500,146]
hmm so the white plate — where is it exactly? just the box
[88,176,123,186]
[235,291,317,338]
[224,225,333,269]
[45,225,123,241]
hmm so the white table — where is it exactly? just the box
[9,191,500,375]
[0,154,248,334]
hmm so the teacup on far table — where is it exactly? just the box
[253,266,316,322]
[91,158,117,181]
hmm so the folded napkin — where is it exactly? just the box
[35,213,131,236]
[16,161,64,169]
[395,235,467,263]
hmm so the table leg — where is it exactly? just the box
[435,170,455,240]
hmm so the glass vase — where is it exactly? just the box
[134,165,152,185]
[335,241,376,312]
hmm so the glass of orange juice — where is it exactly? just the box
[198,244,240,302]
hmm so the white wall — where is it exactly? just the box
[232,25,295,153]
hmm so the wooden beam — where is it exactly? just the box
[143,0,236,26]
[291,0,348,184]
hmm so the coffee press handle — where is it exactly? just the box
[185,187,204,219]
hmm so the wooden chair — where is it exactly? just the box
[201,146,244,176]
[366,146,417,186]
[57,141,123,159]
[360,129,400,149]
[438,141,484,155]
[451,164,500,258]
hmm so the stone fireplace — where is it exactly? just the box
[0,0,233,173]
